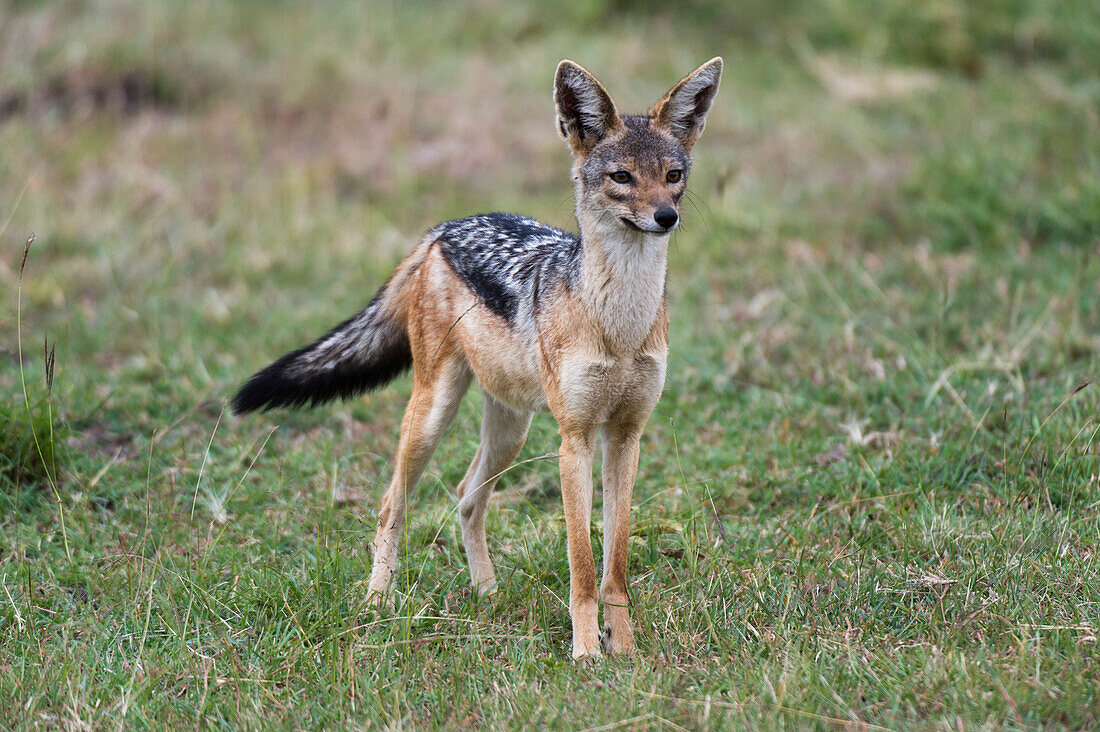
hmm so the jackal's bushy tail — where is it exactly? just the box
[231,247,426,414]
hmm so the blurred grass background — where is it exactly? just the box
[2,0,1099,728]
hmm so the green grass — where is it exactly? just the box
[2,0,1099,728]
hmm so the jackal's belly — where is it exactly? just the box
[455,306,549,412]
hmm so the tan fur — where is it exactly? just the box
[365,59,721,660]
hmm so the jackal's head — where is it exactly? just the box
[554,58,722,237]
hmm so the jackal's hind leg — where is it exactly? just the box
[367,360,472,605]
[457,396,532,596]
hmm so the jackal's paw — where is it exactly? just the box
[472,576,498,598]
[572,634,603,664]
[572,646,603,665]
[365,589,394,612]
[600,622,635,656]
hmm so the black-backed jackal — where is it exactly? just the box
[234,58,722,660]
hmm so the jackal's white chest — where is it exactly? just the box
[557,350,667,424]
[578,225,669,348]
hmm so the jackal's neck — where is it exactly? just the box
[575,209,669,349]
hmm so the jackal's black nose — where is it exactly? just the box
[654,207,678,230]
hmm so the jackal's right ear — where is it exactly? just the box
[554,60,621,154]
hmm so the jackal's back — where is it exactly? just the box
[434,213,581,325]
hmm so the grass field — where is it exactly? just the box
[2,1,1099,728]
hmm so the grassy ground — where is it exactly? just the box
[2,1,1099,728]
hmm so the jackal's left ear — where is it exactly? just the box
[650,57,723,150]
[555,60,622,154]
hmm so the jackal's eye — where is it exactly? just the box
[666,169,683,184]
[609,171,632,184]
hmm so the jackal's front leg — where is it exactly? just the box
[559,428,600,660]
[599,424,642,655]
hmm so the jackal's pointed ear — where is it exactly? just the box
[554,60,622,154]
[650,57,723,150]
